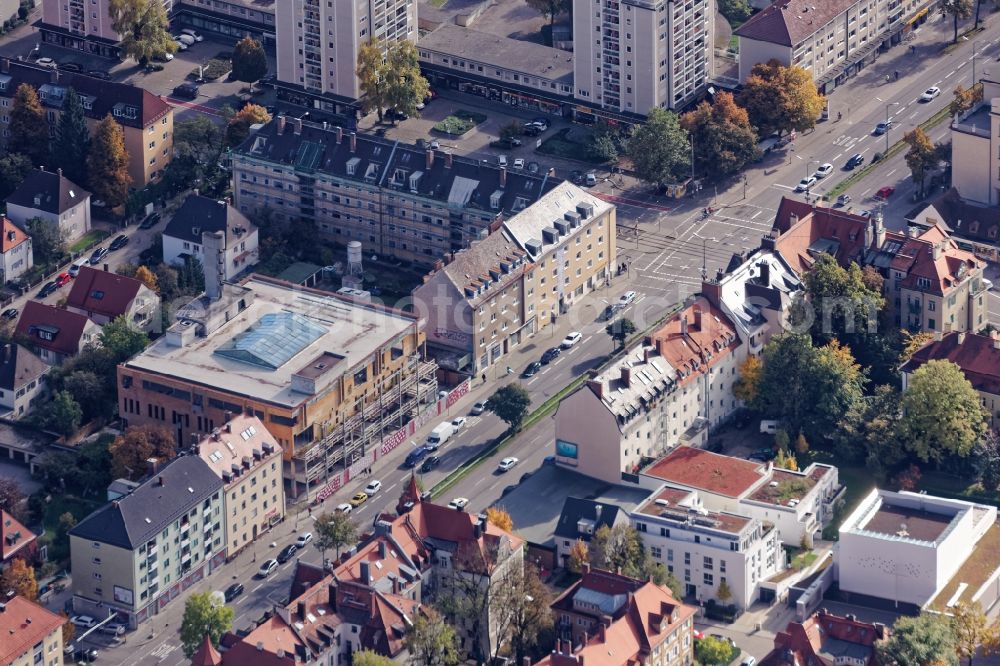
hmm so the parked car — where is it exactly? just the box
[335,503,353,514]
[876,186,895,199]
[99,623,126,636]
[54,272,72,287]
[180,28,203,41]
[540,347,561,364]
[1,308,17,320]
[349,491,368,507]
[36,57,57,69]
[451,416,467,431]
[87,70,111,80]
[172,83,199,99]
[845,153,865,170]
[497,155,508,167]
[385,107,408,121]
[570,170,584,184]
[531,117,550,130]
[795,176,817,192]
[405,446,430,467]
[109,234,129,251]
[490,137,522,149]
[497,456,519,472]
[365,479,382,494]
[527,161,540,174]
[71,615,97,628]
[814,163,834,178]
[58,62,82,72]
[522,361,542,378]
[139,212,161,229]
[420,455,440,473]
[89,247,109,265]
[561,331,582,348]
[173,39,188,51]
[223,582,245,602]
[448,497,470,510]
[585,172,597,186]
[38,281,58,298]
[73,648,99,663]
[175,33,196,46]
[295,532,313,547]
[513,158,525,169]
[257,559,279,577]
[836,194,852,206]
[920,86,941,102]
[470,401,486,415]
[522,124,542,137]
[277,543,297,564]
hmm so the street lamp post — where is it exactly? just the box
[883,102,899,154]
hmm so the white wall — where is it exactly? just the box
[7,201,90,243]
[738,39,792,82]
[163,229,259,280]
[951,127,992,206]
[0,239,32,283]
[554,388,624,484]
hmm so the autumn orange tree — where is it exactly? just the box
[485,507,513,532]
[0,558,38,600]
[9,84,49,166]
[680,91,760,175]
[904,128,937,197]
[225,103,272,147]
[134,265,159,294]
[88,115,132,209]
[738,60,825,137]
[109,424,177,480]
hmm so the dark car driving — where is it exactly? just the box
[420,455,440,473]
[522,361,542,378]
[277,543,298,564]
[224,582,245,602]
[845,153,865,170]
[540,347,561,364]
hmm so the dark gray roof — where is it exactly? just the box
[6,169,89,215]
[164,195,255,245]
[233,118,556,217]
[70,455,222,550]
[553,497,626,542]
[0,343,48,392]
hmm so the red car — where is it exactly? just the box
[55,272,72,287]
[876,186,895,199]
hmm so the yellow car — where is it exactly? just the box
[349,491,368,507]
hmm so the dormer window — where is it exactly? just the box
[91,290,105,300]
[917,277,931,289]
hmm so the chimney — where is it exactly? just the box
[581,632,588,647]
[189,432,200,449]
[334,126,343,144]
[701,279,722,307]
[297,601,306,619]
[103,263,109,272]
[621,367,632,387]
[473,521,483,539]
[958,332,967,345]
[932,241,943,261]
[758,261,770,288]
[523,658,532,666]
[57,167,62,178]
[599,623,607,643]
[994,338,1000,350]
[680,315,689,336]
[378,541,386,558]
[693,308,703,331]
[587,379,604,399]
[499,166,507,188]
[328,583,337,610]
[2,344,10,364]
[875,211,886,247]
[359,561,370,583]
[908,226,920,238]
[277,115,286,134]
[444,152,453,169]
[349,132,357,153]
[224,410,233,424]
[293,118,303,135]
[426,149,434,170]
[583,562,590,573]
[789,213,799,227]
[0,58,8,74]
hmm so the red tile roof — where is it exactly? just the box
[644,447,767,498]
[771,198,871,274]
[0,595,64,665]
[0,217,29,253]
[650,297,739,387]
[1,509,37,562]
[190,635,222,666]
[735,0,856,47]
[879,227,982,296]
[901,332,1000,395]
[15,301,94,358]
[762,609,886,666]
[66,266,145,321]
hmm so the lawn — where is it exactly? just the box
[919,470,1000,505]
[39,494,103,563]
[928,523,1000,610]
[432,110,487,136]
[190,55,232,81]
[69,229,110,254]
[800,451,876,541]
[536,128,601,164]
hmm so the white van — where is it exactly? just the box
[759,420,778,435]
[425,422,455,450]
[68,257,88,277]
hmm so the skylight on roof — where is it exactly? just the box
[214,312,327,369]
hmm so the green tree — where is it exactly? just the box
[166,116,224,192]
[524,0,570,40]
[314,510,357,564]
[500,121,523,141]
[351,650,394,666]
[225,103,271,147]
[108,0,177,64]
[0,477,23,516]
[904,128,937,197]
[51,88,91,187]
[0,153,33,200]
[899,359,988,463]
[34,390,82,437]
[100,315,149,360]
[606,317,637,350]
[718,0,752,25]
[877,613,958,666]
[485,383,532,432]
[384,40,430,119]
[403,608,461,666]
[942,0,974,42]
[88,115,132,209]
[26,217,67,267]
[54,512,77,560]
[179,591,234,658]
[795,254,885,346]
[952,602,990,666]
[357,39,389,123]
[738,60,825,136]
[502,565,553,665]
[109,424,177,480]
[695,636,733,665]
[9,84,49,166]
[63,370,110,423]
[0,558,38,600]
[589,523,643,574]
[626,108,690,185]
[717,579,733,604]
[774,429,791,452]
[231,36,268,85]
[680,91,761,175]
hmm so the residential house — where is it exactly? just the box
[413,181,615,374]
[836,489,998,611]
[735,0,934,92]
[231,117,556,269]
[760,608,888,666]
[553,297,741,484]
[163,195,259,281]
[117,274,437,498]
[910,188,1000,263]
[631,485,783,609]
[0,595,65,666]
[639,446,841,546]
[66,266,160,334]
[0,343,49,418]
[539,567,697,666]
[900,331,1000,429]
[948,77,1000,207]
[1,509,38,570]
[193,413,285,559]
[553,498,630,568]
[15,301,100,365]
[0,217,32,283]
[0,60,173,185]
[5,168,90,242]
[68,455,226,628]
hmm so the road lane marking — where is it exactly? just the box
[946,70,956,78]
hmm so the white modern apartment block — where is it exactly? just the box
[837,489,999,610]
[572,0,712,113]
[554,297,740,484]
[632,485,783,609]
[950,77,1000,207]
[640,446,841,546]
[275,0,416,109]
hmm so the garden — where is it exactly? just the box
[190,52,233,82]
[432,110,487,136]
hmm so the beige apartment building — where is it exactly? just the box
[195,413,285,558]
[0,596,65,666]
[949,78,1000,206]
[274,0,415,112]
[572,0,712,114]
[231,117,554,269]
[412,181,615,374]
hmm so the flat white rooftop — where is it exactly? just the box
[123,276,416,408]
